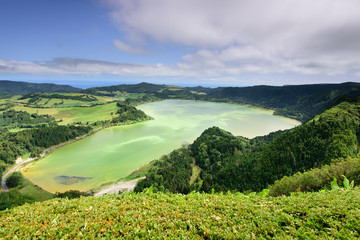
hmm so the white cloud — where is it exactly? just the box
[103,0,360,80]
[113,39,148,54]
[0,58,190,78]
[2,0,360,86]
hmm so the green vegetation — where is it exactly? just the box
[1,189,360,238]
[54,190,90,199]
[122,160,158,181]
[18,92,107,108]
[135,99,360,194]
[268,157,360,196]
[17,179,53,202]
[0,109,56,129]
[0,189,34,211]
[111,102,152,123]
[135,147,193,193]
[0,125,91,173]
[53,102,119,124]
[0,81,360,238]
[0,80,80,94]
[86,81,360,122]
[4,170,53,202]
[5,172,22,188]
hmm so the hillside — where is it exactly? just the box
[135,98,360,194]
[2,80,360,122]
[83,81,360,122]
[207,82,360,121]
[0,80,80,94]
[0,189,359,239]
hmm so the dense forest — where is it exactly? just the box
[83,82,360,122]
[0,80,80,94]
[135,98,360,194]
[2,80,360,122]
[111,102,152,123]
[0,110,56,129]
[0,125,92,166]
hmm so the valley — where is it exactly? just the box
[22,100,299,193]
[0,80,359,239]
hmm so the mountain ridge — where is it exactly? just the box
[0,80,81,94]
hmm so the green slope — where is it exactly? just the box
[135,98,360,194]
[0,80,80,94]
[1,189,360,239]
[84,81,360,122]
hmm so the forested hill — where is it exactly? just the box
[0,80,80,94]
[135,97,360,194]
[2,80,360,122]
[207,82,360,121]
[84,81,360,122]
[84,82,166,94]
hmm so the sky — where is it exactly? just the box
[1,0,360,88]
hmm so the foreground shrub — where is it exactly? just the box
[269,157,360,196]
[0,189,360,238]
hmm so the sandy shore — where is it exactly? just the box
[94,177,145,196]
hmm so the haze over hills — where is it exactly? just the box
[2,80,360,122]
[0,80,81,95]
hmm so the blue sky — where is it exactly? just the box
[1,0,360,88]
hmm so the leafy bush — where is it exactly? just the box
[6,172,23,188]
[269,157,360,196]
[1,189,360,238]
[54,190,90,199]
[0,189,34,211]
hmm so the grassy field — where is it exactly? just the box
[12,102,119,125]
[0,93,134,127]
[54,102,118,124]
[18,178,53,202]
[0,188,359,239]
[6,170,54,202]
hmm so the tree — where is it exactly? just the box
[6,172,23,188]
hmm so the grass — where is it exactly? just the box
[12,102,119,125]
[44,98,61,107]
[18,181,53,202]
[0,188,360,239]
[12,172,53,202]
[13,106,58,116]
[190,163,201,185]
[54,102,118,124]
[1,170,53,201]
[0,94,126,126]
[122,160,158,181]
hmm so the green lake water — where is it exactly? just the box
[22,100,300,193]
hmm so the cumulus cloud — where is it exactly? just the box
[2,0,360,86]
[103,0,360,79]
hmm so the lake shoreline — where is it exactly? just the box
[2,116,154,192]
[16,100,300,194]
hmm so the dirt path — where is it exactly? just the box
[94,177,145,196]
[1,157,36,191]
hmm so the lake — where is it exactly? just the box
[22,100,300,193]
